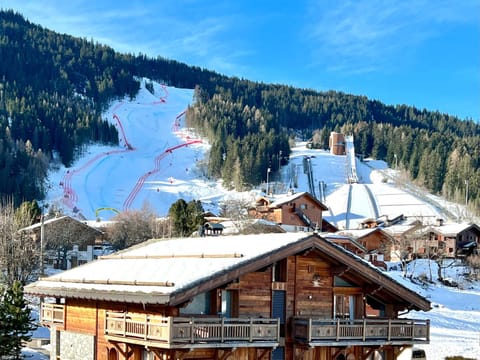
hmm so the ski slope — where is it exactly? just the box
[46,80,234,220]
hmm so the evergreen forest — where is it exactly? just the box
[1,10,479,213]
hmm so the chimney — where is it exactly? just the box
[436,218,444,226]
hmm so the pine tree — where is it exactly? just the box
[0,280,37,359]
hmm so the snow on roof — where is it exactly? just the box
[21,215,70,231]
[336,228,380,238]
[430,222,475,236]
[323,233,367,252]
[26,233,307,301]
[381,223,420,236]
[21,215,103,233]
[268,191,327,209]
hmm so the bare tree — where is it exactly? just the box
[105,205,158,250]
[0,201,38,286]
[466,255,480,281]
[219,196,255,232]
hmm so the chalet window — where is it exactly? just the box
[365,295,386,317]
[273,259,287,282]
[220,290,238,317]
[300,203,307,210]
[334,276,354,287]
[334,295,354,320]
[180,292,210,315]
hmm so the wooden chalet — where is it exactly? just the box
[25,233,430,360]
[21,215,104,245]
[248,192,331,233]
[416,222,480,258]
[21,215,105,269]
[335,229,397,269]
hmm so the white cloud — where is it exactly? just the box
[304,0,480,74]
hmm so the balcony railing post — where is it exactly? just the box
[411,320,415,340]
[362,318,366,341]
[277,318,280,342]
[307,318,312,343]
[336,319,340,341]
[144,314,148,340]
[387,319,391,341]
[190,317,194,343]
[249,318,253,342]
[168,317,173,344]
[221,317,225,343]
[123,312,126,338]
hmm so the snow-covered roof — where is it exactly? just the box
[430,223,478,236]
[337,228,380,238]
[268,191,328,210]
[323,233,367,252]
[25,233,306,303]
[21,215,103,234]
[25,232,431,311]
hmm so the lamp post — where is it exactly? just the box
[465,179,469,208]
[266,167,271,195]
[40,213,44,277]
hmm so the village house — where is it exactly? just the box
[414,221,480,259]
[248,192,334,233]
[382,219,480,260]
[25,233,430,360]
[334,228,397,269]
[21,215,106,269]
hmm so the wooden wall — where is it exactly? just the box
[292,254,333,317]
[237,269,272,318]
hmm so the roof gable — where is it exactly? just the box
[269,192,328,210]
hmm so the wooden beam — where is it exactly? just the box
[101,253,244,260]
[257,349,271,360]
[332,265,349,276]
[39,277,175,287]
[211,348,237,360]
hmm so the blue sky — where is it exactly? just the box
[3,0,480,121]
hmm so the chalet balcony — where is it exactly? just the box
[41,303,65,325]
[293,318,430,347]
[104,312,280,349]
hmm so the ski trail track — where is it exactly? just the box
[59,83,198,217]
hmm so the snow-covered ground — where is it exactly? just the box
[34,80,480,359]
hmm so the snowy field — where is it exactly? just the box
[34,81,480,359]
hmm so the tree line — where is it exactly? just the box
[1,9,479,213]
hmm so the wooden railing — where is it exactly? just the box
[105,312,280,348]
[293,318,429,345]
[41,303,65,324]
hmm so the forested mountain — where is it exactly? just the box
[1,9,479,213]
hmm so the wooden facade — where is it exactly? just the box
[248,192,329,232]
[335,229,396,269]
[26,233,430,360]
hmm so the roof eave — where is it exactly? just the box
[24,285,171,304]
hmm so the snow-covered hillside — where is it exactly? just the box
[44,79,469,226]
[39,81,480,359]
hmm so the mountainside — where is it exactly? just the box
[44,79,477,227]
[1,9,479,214]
